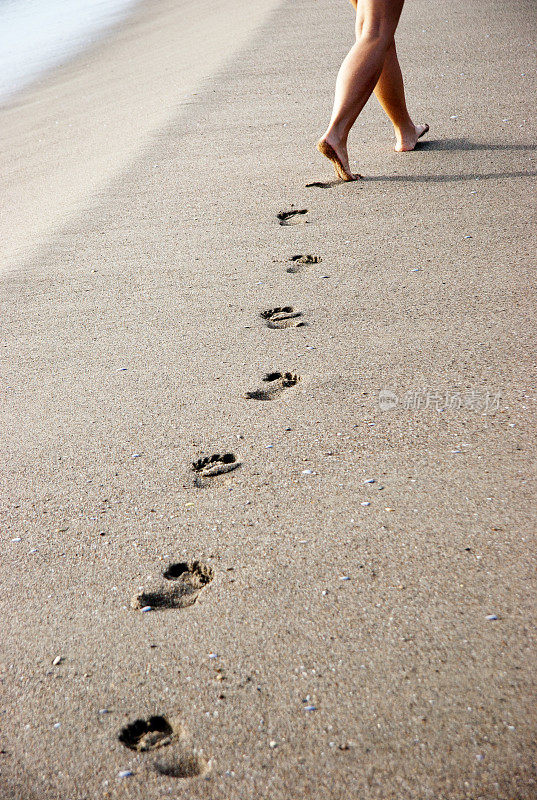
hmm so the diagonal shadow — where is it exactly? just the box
[306,138,536,187]
[419,137,537,152]
[361,169,537,183]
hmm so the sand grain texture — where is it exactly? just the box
[1,0,536,798]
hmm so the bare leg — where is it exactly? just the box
[317,0,405,180]
[374,41,428,151]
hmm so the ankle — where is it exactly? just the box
[323,127,347,148]
[395,119,416,138]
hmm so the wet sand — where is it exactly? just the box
[1,0,536,798]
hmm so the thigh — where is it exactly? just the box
[355,0,405,41]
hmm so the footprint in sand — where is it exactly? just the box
[245,371,300,401]
[131,560,214,611]
[260,307,305,329]
[286,254,322,274]
[277,208,308,226]
[119,716,210,777]
[191,452,241,477]
[154,751,210,779]
[118,715,182,752]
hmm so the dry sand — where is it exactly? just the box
[1,0,536,798]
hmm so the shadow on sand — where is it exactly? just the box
[418,137,536,153]
[307,138,536,187]
[362,169,537,184]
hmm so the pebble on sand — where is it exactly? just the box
[485,614,499,621]
[52,656,63,666]
[363,478,376,484]
[118,770,133,779]
[140,606,152,613]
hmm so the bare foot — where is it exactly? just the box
[394,123,429,152]
[316,137,360,182]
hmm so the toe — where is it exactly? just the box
[417,123,429,139]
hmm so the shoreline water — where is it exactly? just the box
[0,0,284,274]
[0,0,142,104]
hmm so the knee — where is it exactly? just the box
[355,18,393,51]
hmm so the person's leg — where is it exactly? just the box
[318,0,405,180]
[374,40,428,151]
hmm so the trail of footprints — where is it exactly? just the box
[122,564,214,775]
[118,204,323,779]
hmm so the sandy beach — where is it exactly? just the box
[1,0,536,798]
